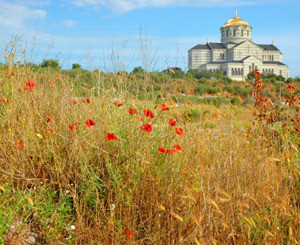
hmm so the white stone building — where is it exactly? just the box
[188,11,289,81]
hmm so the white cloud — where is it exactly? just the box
[0,0,46,29]
[61,20,77,28]
[71,0,282,14]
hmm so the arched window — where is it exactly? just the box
[247,30,249,36]
[233,29,236,36]
[241,29,244,36]
[226,30,229,37]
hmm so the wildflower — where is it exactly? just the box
[71,100,77,105]
[26,80,36,92]
[129,108,138,115]
[125,230,133,239]
[105,133,117,141]
[68,124,76,130]
[173,144,182,153]
[2,99,9,104]
[17,142,25,147]
[47,129,54,134]
[158,146,166,153]
[74,121,80,126]
[175,127,184,136]
[7,70,14,77]
[169,118,176,127]
[85,119,95,128]
[158,146,171,153]
[140,123,152,133]
[86,98,91,103]
[113,101,123,107]
[143,110,154,119]
[46,117,51,123]
[160,104,169,111]
[49,79,54,84]
[70,225,75,230]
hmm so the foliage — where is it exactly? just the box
[72,63,81,69]
[131,66,144,73]
[40,59,60,69]
[0,56,299,244]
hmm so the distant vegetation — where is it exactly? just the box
[0,55,299,244]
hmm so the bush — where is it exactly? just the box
[132,66,144,73]
[72,63,81,69]
[232,85,249,96]
[276,75,285,81]
[41,59,60,69]
[186,69,201,79]
[231,96,241,105]
[199,70,213,79]
[220,76,232,85]
[184,108,201,122]
[196,84,219,95]
[198,77,208,84]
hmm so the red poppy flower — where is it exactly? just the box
[7,70,14,77]
[158,146,172,153]
[158,146,166,153]
[46,117,51,123]
[113,101,123,107]
[173,144,182,153]
[140,123,152,133]
[169,118,176,127]
[129,108,138,115]
[85,119,95,128]
[68,124,76,130]
[71,100,77,105]
[160,104,169,111]
[47,129,54,134]
[86,98,91,103]
[2,99,9,104]
[143,110,154,119]
[175,127,184,136]
[17,142,25,147]
[125,230,133,239]
[74,121,80,125]
[49,79,54,84]
[26,80,36,92]
[105,133,117,141]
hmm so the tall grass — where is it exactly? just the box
[0,57,299,244]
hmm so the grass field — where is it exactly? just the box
[0,61,299,244]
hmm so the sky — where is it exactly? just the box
[0,0,299,76]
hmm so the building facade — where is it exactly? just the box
[188,11,289,81]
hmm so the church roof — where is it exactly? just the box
[263,61,286,66]
[189,44,210,50]
[190,42,226,50]
[222,10,251,28]
[208,42,226,49]
[257,44,280,51]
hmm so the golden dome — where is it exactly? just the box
[222,10,250,28]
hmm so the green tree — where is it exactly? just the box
[41,59,60,69]
[132,66,144,73]
[72,63,81,69]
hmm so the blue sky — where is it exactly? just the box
[0,0,299,76]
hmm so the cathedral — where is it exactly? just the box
[188,11,289,81]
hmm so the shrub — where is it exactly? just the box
[40,59,60,69]
[132,66,144,73]
[196,84,219,95]
[231,96,241,105]
[72,63,81,69]
[220,76,232,85]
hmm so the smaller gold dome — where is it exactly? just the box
[222,10,250,28]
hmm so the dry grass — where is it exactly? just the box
[0,64,299,244]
